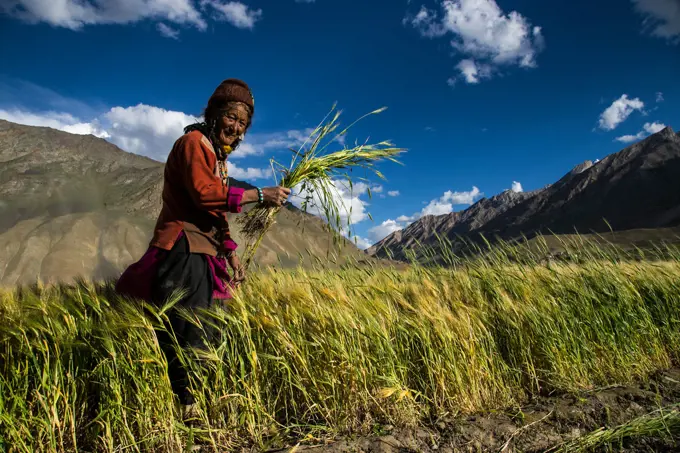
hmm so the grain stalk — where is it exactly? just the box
[237,104,404,270]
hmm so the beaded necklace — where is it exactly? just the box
[217,145,233,192]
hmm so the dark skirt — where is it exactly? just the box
[118,233,219,405]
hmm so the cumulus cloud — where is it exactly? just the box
[234,128,316,160]
[0,0,264,36]
[1,0,206,30]
[421,187,482,216]
[511,181,523,193]
[101,104,199,159]
[597,94,645,131]
[388,190,400,197]
[226,161,272,180]
[405,0,545,85]
[363,186,484,244]
[615,121,667,143]
[368,219,404,243]
[644,121,668,134]
[456,59,493,84]
[290,178,378,229]
[287,178,388,246]
[632,0,680,41]
[368,186,483,244]
[350,235,373,250]
[0,108,110,138]
[201,0,262,29]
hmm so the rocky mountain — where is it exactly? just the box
[0,119,366,286]
[368,126,680,261]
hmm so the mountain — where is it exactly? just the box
[366,188,538,259]
[368,126,680,261]
[0,119,366,286]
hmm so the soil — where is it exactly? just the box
[265,368,680,453]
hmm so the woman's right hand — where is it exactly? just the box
[262,186,291,207]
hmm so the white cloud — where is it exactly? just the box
[456,59,492,84]
[0,108,110,138]
[644,121,667,134]
[0,0,266,34]
[406,5,447,37]
[0,103,200,162]
[597,94,645,131]
[368,219,403,243]
[290,178,371,228]
[615,134,644,143]
[157,23,180,39]
[656,91,665,102]
[388,190,400,197]
[350,235,373,250]
[615,121,667,143]
[365,186,483,244]
[406,0,545,85]
[232,128,315,159]
[201,0,262,29]
[421,186,482,216]
[511,181,523,193]
[226,161,271,180]
[1,0,206,30]
[391,186,482,224]
[103,104,200,160]
[632,0,680,41]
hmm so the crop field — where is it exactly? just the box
[1,241,680,452]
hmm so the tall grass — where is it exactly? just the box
[1,239,680,452]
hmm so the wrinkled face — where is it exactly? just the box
[216,103,251,147]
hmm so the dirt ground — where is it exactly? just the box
[266,368,680,453]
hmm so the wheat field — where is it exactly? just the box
[1,240,680,452]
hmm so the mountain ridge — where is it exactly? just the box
[368,126,680,261]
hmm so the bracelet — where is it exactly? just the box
[256,187,264,204]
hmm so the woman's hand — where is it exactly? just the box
[239,186,291,207]
[227,253,246,288]
[261,186,291,207]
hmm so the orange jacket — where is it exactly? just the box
[150,130,244,255]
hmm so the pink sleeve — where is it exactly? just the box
[227,186,245,213]
[223,238,239,251]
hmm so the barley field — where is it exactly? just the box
[2,239,680,452]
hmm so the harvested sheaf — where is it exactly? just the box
[237,104,404,269]
[1,241,680,451]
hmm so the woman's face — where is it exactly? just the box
[216,103,250,147]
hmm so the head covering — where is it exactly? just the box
[183,79,255,161]
[206,78,255,119]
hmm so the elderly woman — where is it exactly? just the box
[116,78,290,409]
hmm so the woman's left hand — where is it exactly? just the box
[228,253,246,288]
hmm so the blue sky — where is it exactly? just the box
[1,0,679,248]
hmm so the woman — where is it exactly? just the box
[115,78,290,408]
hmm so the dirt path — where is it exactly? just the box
[272,368,680,453]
